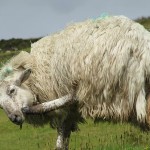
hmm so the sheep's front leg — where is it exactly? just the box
[147,93,150,125]
[56,122,71,150]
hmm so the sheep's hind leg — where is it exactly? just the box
[56,121,71,150]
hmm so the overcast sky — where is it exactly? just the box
[0,0,150,39]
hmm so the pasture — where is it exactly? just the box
[0,109,150,150]
[0,50,150,150]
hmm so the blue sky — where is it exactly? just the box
[0,0,150,39]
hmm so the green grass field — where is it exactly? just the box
[0,109,150,150]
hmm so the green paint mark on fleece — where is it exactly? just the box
[0,66,13,80]
[94,13,110,21]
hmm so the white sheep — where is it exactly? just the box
[0,15,150,149]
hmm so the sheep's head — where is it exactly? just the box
[0,69,35,126]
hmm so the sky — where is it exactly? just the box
[0,0,150,40]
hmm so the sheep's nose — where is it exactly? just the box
[8,113,23,125]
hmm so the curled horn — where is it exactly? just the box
[22,94,76,114]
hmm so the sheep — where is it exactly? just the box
[0,15,150,149]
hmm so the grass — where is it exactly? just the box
[0,110,56,150]
[1,108,150,150]
[0,48,30,67]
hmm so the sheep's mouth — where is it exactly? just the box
[11,118,23,129]
[8,112,24,128]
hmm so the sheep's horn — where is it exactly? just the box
[22,94,76,114]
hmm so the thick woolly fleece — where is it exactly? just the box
[1,15,150,124]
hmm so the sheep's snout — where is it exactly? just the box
[8,111,24,125]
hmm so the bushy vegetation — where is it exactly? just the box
[0,38,40,51]
[0,48,30,67]
[136,17,150,31]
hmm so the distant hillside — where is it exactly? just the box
[0,38,40,51]
[136,17,150,31]
[0,17,150,51]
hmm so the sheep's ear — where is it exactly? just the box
[15,69,31,86]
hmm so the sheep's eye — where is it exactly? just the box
[9,89,15,94]
[7,86,16,96]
